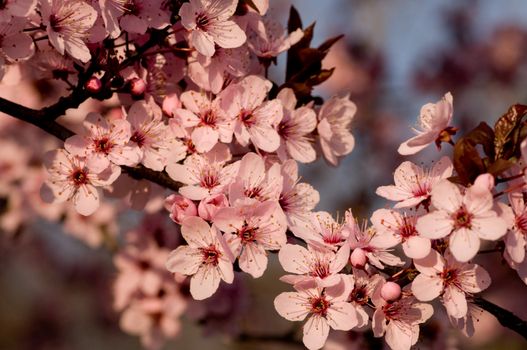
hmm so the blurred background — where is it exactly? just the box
[2,0,527,349]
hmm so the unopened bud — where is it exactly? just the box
[85,76,102,94]
[350,248,367,268]
[380,281,401,302]
[129,78,147,98]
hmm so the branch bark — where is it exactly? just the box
[473,296,527,340]
[0,96,182,192]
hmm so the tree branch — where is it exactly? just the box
[0,96,182,192]
[473,296,527,340]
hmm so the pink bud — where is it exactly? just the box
[164,194,197,224]
[380,281,401,302]
[85,76,102,93]
[129,78,147,97]
[198,193,229,221]
[350,248,367,268]
[162,93,182,117]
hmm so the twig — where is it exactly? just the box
[0,97,182,192]
[473,296,527,340]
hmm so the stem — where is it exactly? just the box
[0,96,182,192]
[473,296,527,340]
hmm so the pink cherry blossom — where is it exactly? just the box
[317,95,357,166]
[41,149,119,216]
[370,208,431,259]
[398,92,455,155]
[416,180,508,262]
[299,211,349,250]
[278,243,350,288]
[279,159,320,235]
[175,90,234,153]
[127,98,186,171]
[214,201,287,278]
[41,0,97,62]
[64,112,141,172]
[179,0,246,57]
[247,16,303,59]
[347,212,403,269]
[346,269,384,327]
[119,283,186,350]
[166,151,239,201]
[198,193,229,221]
[274,285,359,350]
[376,156,453,209]
[114,240,172,310]
[164,194,198,224]
[372,292,433,350]
[187,46,251,94]
[221,75,283,152]
[228,152,282,205]
[411,249,491,319]
[0,20,35,62]
[118,0,170,35]
[165,217,234,300]
[276,88,317,163]
[0,0,36,23]
[504,192,527,264]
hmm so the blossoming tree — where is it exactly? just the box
[1,1,527,349]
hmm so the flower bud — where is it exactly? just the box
[164,194,197,224]
[473,173,495,192]
[162,93,182,117]
[198,193,229,221]
[380,281,401,302]
[350,248,367,268]
[85,76,102,94]
[129,78,147,98]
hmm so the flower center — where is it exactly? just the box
[349,285,369,305]
[200,169,219,189]
[94,137,113,154]
[124,0,143,16]
[239,110,255,127]
[310,260,330,279]
[238,223,257,243]
[452,207,473,229]
[130,131,146,147]
[196,12,210,30]
[309,296,331,317]
[516,214,527,234]
[199,245,221,266]
[71,168,88,186]
[440,268,458,286]
[399,217,417,239]
[244,186,262,199]
[199,109,217,127]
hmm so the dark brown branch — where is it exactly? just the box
[473,296,527,340]
[0,96,182,192]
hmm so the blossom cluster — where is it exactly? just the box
[1,1,527,350]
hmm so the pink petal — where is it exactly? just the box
[208,20,246,49]
[181,216,213,247]
[411,274,443,301]
[472,215,507,241]
[213,207,243,234]
[413,249,444,275]
[191,126,219,153]
[73,185,100,216]
[238,242,268,278]
[326,301,358,330]
[190,265,221,300]
[461,265,491,293]
[302,315,330,350]
[449,228,480,262]
[191,30,216,57]
[274,292,309,321]
[278,243,310,274]
[430,180,463,212]
[166,245,201,275]
[415,210,453,239]
[443,286,468,318]
[2,33,34,60]
[402,236,431,259]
